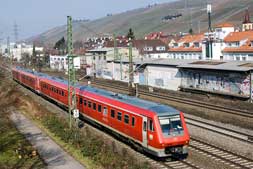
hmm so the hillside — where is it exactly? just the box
[28,0,253,45]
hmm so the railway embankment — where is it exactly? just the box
[0,69,153,169]
[0,72,46,169]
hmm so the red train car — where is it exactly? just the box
[39,77,69,106]
[76,86,189,157]
[12,67,190,157]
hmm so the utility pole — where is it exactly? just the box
[128,41,135,96]
[113,33,118,60]
[7,36,12,69]
[67,16,77,129]
[207,4,213,59]
[120,53,123,80]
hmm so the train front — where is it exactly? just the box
[150,105,190,157]
[157,112,190,157]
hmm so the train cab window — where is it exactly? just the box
[149,120,154,132]
[93,103,96,110]
[79,98,83,104]
[132,117,135,127]
[143,121,147,131]
[88,101,92,108]
[110,109,115,118]
[124,115,129,124]
[117,112,122,121]
[98,105,102,112]
[83,100,87,106]
[103,107,108,116]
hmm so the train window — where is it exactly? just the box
[93,103,96,110]
[149,120,154,132]
[110,109,115,118]
[103,107,108,116]
[62,91,64,96]
[83,100,87,106]
[117,112,122,121]
[98,105,102,112]
[56,89,59,94]
[143,121,147,131]
[124,115,129,124]
[79,98,83,104]
[88,101,91,108]
[132,117,135,127]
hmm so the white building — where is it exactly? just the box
[50,55,80,71]
[0,43,44,61]
[168,34,204,60]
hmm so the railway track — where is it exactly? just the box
[91,80,253,119]
[189,138,253,169]
[92,80,253,143]
[186,117,253,144]
[2,67,253,168]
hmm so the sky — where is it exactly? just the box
[0,0,174,42]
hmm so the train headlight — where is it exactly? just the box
[149,134,153,140]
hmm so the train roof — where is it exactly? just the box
[15,66,80,87]
[79,86,180,116]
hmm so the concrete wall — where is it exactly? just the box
[144,66,181,91]
[181,70,251,97]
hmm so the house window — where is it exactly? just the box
[242,57,247,61]
[144,47,153,51]
[194,43,199,48]
[117,112,122,121]
[124,115,129,124]
[156,46,165,51]
[184,43,190,48]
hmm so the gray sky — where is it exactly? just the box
[0,0,174,41]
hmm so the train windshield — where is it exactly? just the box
[159,115,184,137]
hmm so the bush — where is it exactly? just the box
[40,113,151,169]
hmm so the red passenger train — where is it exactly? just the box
[12,67,190,157]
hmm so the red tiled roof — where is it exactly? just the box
[224,31,253,42]
[169,46,202,52]
[177,34,204,43]
[223,39,253,53]
[215,23,234,28]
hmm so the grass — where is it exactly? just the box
[0,111,45,169]
[21,110,101,169]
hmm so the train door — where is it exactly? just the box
[102,106,108,123]
[142,116,148,147]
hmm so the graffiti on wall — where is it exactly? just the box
[181,70,251,97]
[251,73,253,99]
